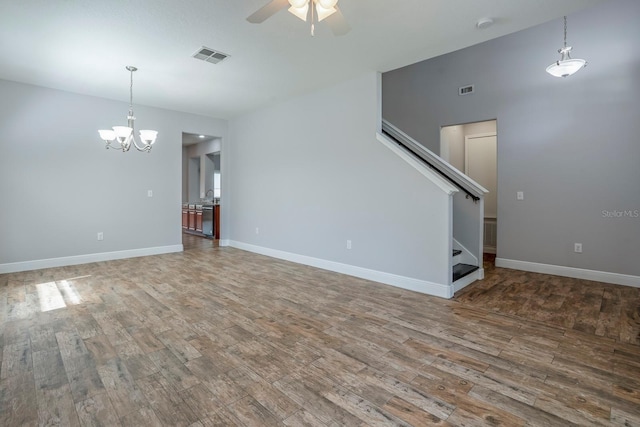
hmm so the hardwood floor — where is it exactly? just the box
[1,247,639,426]
[456,255,640,346]
[182,232,218,251]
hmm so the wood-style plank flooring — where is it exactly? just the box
[456,255,640,346]
[1,244,639,426]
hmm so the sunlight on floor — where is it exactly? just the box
[35,276,87,312]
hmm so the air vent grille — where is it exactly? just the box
[193,47,230,64]
[459,84,475,96]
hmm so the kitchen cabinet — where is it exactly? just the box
[182,204,188,229]
[188,205,196,231]
[196,208,203,232]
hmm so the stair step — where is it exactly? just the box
[452,249,462,257]
[453,263,479,282]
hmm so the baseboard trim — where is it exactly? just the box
[228,240,453,298]
[495,258,640,288]
[219,239,231,247]
[0,245,184,274]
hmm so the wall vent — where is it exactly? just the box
[193,47,230,64]
[458,84,475,96]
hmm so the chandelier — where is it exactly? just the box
[546,16,587,78]
[98,66,158,152]
[288,0,338,36]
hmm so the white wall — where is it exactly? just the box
[228,73,452,292]
[0,79,226,271]
[383,0,640,280]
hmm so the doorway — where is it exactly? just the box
[440,120,497,254]
[181,133,222,247]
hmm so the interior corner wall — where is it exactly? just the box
[228,72,451,286]
[382,0,640,277]
[0,79,227,269]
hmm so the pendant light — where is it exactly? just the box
[546,16,587,78]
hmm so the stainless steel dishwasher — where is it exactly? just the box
[202,206,213,237]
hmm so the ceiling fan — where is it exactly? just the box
[247,0,351,36]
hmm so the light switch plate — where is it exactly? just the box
[517,191,524,200]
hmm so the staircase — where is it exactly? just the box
[452,248,479,282]
[378,119,488,297]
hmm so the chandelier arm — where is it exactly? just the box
[105,141,130,152]
[131,136,152,152]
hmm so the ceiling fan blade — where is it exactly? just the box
[247,0,290,23]
[326,7,351,36]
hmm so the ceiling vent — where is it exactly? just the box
[458,84,475,96]
[193,47,230,64]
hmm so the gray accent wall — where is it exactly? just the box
[383,0,640,276]
[228,73,451,285]
[0,79,227,266]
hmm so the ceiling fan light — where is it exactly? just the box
[315,4,337,22]
[288,3,309,21]
[317,0,338,9]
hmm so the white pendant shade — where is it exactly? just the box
[113,126,133,143]
[98,129,116,142]
[139,130,159,145]
[546,58,587,78]
[315,3,337,21]
[288,3,309,21]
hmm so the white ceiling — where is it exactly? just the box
[0,0,605,119]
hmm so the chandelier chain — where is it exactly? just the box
[563,16,568,48]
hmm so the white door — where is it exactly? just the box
[465,133,497,219]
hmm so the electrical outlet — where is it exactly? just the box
[574,243,582,253]
[147,190,153,197]
[517,191,524,200]
[346,240,352,250]
[255,227,259,235]
[97,232,104,241]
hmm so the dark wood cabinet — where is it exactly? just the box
[188,207,196,230]
[182,203,217,239]
[182,205,188,229]
[196,210,203,232]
